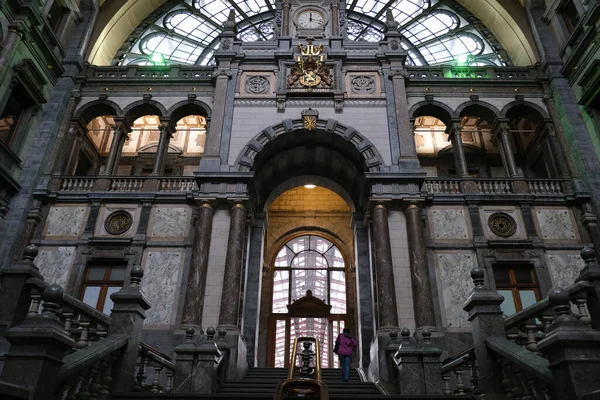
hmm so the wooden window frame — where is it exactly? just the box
[80,263,127,313]
[494,265,541,312]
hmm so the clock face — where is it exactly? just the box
[297,10,325,29]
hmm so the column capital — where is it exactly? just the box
[112,119,132,137]
[8,22,28,37]
[158,120,176,136]
[448,121,462,137]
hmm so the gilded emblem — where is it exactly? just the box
[304,116,317,130]
[287,39,332,89]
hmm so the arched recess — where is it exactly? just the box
[501,101,550,127]
[122,100,167,126]
[74,100,122,125]
[235,118,384,210]
[456,101,502,127]
[166,100,212,126]
[409,101,455,127]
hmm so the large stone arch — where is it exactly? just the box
[501,100,550,127]
[409,100,455,127]
[122,99,167,125]
[74,99,122,125]
[456,100,502,126]
[234,118,384,173]
[166,99,212,126]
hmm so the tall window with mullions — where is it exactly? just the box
[81,263,128,314]
[493,265,540,317]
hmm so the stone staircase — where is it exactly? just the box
[113,367,477,399]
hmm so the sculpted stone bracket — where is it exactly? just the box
[193,172,254,201]
[365,172,427,201]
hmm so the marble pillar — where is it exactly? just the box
[331,0,340,36]
[102,121,130,176]
[152,122,174,175]
[389,70,418,164]
[494,123,520,177]
[51,97,83,175]
[182,202,215,326]
[282,0,291,36]
[200,68,231,170]
[219,203,247,327]
[449,122,469,177]
[371,203,399,328]
[0,24,24,87]
[405,203,436,329]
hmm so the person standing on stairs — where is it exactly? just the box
[334,328,358,382]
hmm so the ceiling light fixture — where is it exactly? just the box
[304,184,316,189]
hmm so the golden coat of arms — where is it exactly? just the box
[287,40,332,89]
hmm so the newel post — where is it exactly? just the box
[575,247,600,330]
[108,266,151,392]
[537,288,600,400]
[462,266,505,395]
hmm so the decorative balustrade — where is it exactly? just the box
[108,178,145,192]
[475,179,514,194]
[440,348,477,395]
[160,178,197,192]
[527,180,565,195]
[423,178,569,196]
[59,177,95,192]
[135,343,176,393]
[406,66,539,80]
[424,179,462,194]
[86,66,213,80]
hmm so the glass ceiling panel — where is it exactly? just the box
[119,0,507,67]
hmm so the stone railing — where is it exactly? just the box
[0,247,154,399]
[86,65,213,80]
[135,342,176,393]
[56,176,198,193]
[423,178,568,196]
[440,347,477,395]
[406,66,539,80]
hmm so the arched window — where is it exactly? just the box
[270,235,347,368]
[118,0,508,67]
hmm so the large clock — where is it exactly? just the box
[296,9,325,29]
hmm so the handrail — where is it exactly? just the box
[58,334,129,381]
[485,337,552,384]
[504,280,592,330]
[274,336,329,400]
[441,346,475,373]
[287,336,323,381]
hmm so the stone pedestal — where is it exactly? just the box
[462,267,505,395]
[0,285,75,400]
[575,248,600,330]
[215,327,248,382]
[394,329,422,395]
[108,266,151,393]
[538,288,600,400]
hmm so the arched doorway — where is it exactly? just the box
[268,235,348,368]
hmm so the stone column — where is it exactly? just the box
[219,202,248,328]
[182,202,215,326]
[540,123,570,178]
[371,203,398,328]
[0,23,25,85]
[494,123,520,177]
[282,0,291,36]
[448,122,469,177]
[389,69,419,165]
[199,68,232,171]
[151,121,174,175]
[331,0,340,36]
[49,94,83,175]
[102,121,130,176]
[404,203,436,329]
[64,129,85,175]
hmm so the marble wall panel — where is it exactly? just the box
[150,206,190,238]
[546,252,585,289]
[35,247,76,288]
[535,208,578,241]
[429,207,470,241]
[141,251,184,325]
[45,205,87,238]
[436,252,475,329]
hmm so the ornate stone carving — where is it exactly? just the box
[350,75,376,94]
[276,93,287,112]
[245,75,270,95]
[104,210,133,235]
[302,108,319,131]
[488,212,517,238]
[334,94,344,112]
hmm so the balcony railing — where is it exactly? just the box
[423,178,570,196]
[57,176,198,193]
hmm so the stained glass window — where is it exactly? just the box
[118,0,506,66]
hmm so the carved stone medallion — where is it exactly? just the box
[105,211,133,235]
[350,75,376,94]
[488,212,517,238]
[245,75,270,95]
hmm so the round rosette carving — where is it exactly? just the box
[488,212,517,238]
[104,210,133,235]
